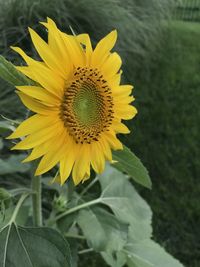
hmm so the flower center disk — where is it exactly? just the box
[60,67,114,144]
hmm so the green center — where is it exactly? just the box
[60,67,114,144]
[72,82,103,127]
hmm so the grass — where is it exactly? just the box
[125,20,200,267]
[175,0,200,21]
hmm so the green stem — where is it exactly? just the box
[78,248,94,255]
[53,197,101,222]
[31,175,42,226]
[79,176,99,198]
[9,193,29,224]
[65,234,86,240]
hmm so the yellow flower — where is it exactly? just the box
[8,18,137,185]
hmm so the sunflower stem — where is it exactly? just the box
[64,233,86,240]
[78,248,94,255]
[9,193,29,224]
[52,197,101,223]
[79,176,99,198]
[31,175,42,226]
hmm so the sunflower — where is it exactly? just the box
[8,18,137,185]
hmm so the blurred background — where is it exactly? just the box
[0,0,199,266]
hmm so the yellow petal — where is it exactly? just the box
[99,137,112,161]
[17,92,58,115]
[104,131,123,150]
[108,71,122,87]
[72,145,91,185]
[28,27,66,78]
[40,17,72,76]
[11,121,64,150]
[11,46,39,66]
[12,47,64,98]
[35,131,69,175]
[16,86,60,106]
[101,52,122,79]
[114,95,135,105]
[25,65,64,98]
[91,142,105,173]
[23,135,59,162]
[59,138,77,185]
[112,121,130,134]
[60,154,75,185]
[15,66,36,82]
[76,33,92,64]
[7,114,58,139]
[114,105,137,120]
[112,85,133,97]
[62,33,85,67]
[91,30,117,68]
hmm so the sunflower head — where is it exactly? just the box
[60,66,114,144]
[8,18,137,185]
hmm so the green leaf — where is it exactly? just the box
[57,212,78,233]
[0,202,29,229]
[0,223,72,267]
[125,239,184,267]
[0,155,30,175]
[77,206,128,252]
[0,189,12,214]
[67,239,78,267]
[98,165,152,241]
[0,207,14,229]
[113,145,152,189]
[0,55,35,86]
[56,197,79,232]
[101,251,127,267]
[15,205,30,226]
[0,121,15,134]
[0,188,11,201]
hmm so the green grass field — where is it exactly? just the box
[175,0,200,21]
[127,20,200,267]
